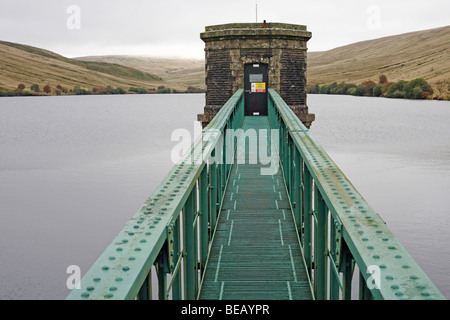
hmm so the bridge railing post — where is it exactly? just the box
[329,215,341,300]
[137,273,152,300]
[199,166,209,276]
[293,148,302,232]
[314,185,328,300]
[303,167,313,276]
[340,241,354,300]
[209,152,218,233]
[183,185,196,299]
[171,219,182,300]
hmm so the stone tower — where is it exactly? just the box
[197,22,315,128]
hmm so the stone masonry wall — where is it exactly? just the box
[204,50,233,108]
[198,23,315,128]
[280,49,307,106]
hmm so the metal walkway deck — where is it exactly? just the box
[199,116,313,300]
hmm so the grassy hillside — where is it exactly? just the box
[0,41,171,93]
[307,25,450,92]
[76,55,205,90]
[78,26,449,97]
[2,25,448,96]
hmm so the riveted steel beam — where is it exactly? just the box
[268,88,445,300]
[66,90,245,300]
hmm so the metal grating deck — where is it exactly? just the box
[199,116,313,300]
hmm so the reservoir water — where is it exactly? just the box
[0,94,449,299]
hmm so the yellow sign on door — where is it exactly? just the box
[251,83,266,93]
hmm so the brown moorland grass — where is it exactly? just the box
[2,25,448,96]
[307,25,450,96]
[0,41,174,93]
[76,55,206,90]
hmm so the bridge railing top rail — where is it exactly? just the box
[66,89,244,300]
[268,88,444,300]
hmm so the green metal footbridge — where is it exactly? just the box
[67,89,445,300]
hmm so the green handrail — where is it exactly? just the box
[66,88,445,300]
[268,88,445,300]
[66,89,245,300]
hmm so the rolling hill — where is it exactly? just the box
[0,41,171,93]
[1,25,448,96]
[78,26,449,95]
[76,55,205,90]
[307,25,450,89]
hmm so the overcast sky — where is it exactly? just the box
[0,0,448,59]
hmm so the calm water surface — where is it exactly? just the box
[308,95,450,299]
[0,94,449,299]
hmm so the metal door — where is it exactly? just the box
[244,63,268,116]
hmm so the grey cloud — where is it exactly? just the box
[0,0,448,58]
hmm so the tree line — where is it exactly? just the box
[0,84,205,97]
[307,75,448,100]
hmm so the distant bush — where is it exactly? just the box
[354,84,366,96]
[116,87,126,95]
[56,84,69,94]
[73,85,91,95]
[385,80,408,98]
[404,78,433,99]
[308,76,434,100]
[0,86,34,97]
[362,80,377,96]
[156,86,171,94]
[129,87,148,94]
[30,84,41,92]
[186,86,205,93]
[0,88,17,97]
[341,83,357,95]
[319,85,330,94]
[309,84,320,94]
[411,86,423,99]
[92,87,103,94]
[347,87,357,96]
[17,83,26,92]
[105,85,115,94]
[43,84,51,94]
[307,83,359,95]
[391,90,405,99]
[373,85,383,97]
[379,75,388,85]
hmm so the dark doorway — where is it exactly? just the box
[244,63,268,116]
